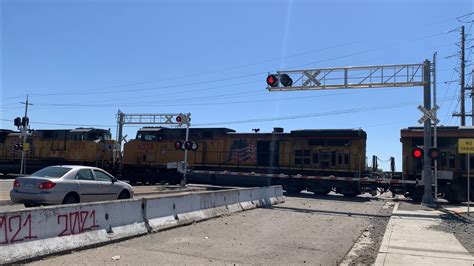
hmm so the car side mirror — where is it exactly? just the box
[112,177,118,183]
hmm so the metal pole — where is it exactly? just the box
[19,94,30,175]
[468,154,470,216]
[471,70,474,126]
[433,53,438,201]
[182,116,190,187]
[422,60,434,206]
[117,111,124,164]
[461,26,466,126]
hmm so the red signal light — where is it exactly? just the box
[176,116,182,123]
[412,148,423,158]
[266,74,279,87]
[38,181,56,190]
[174,141,183,150]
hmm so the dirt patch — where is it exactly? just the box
[340,201,393,265]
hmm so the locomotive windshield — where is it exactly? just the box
[68,128,112,141]
[136,130,159,141]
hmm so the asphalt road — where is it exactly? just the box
[30,195,388,265]
[0,180,13,193]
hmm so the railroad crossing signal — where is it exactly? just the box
[417,104,440,125]
[266,61,436,206]
[174,141,199,151]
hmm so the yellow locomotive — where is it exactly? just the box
[122,127,367,195]
[0,128,118,176]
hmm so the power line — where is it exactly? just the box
[24,86,423,109]
[5,27,454,100]
[194,95,459,127]
[1,95,460,129]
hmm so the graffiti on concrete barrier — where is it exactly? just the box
[0,214,37,244]
[57,210,99,236]
[0,209,100,245]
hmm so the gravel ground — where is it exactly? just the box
[431,213,474,255]
[398,201,474,256]
[29,195,386,265]
[341,202,393,265]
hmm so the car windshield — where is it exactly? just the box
[31,166,72,178]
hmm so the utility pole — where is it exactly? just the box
[453,26,467,125]
[422,60,434,206]
[461,26,466,126]
[18,95,33,175]
[433,53,438,201]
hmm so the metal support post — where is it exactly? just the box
[117,110,125,165]
[182,122,190,187]
[19,95,32,175]
[468,154,470,216]
[422,60,434,206]
[471,70,474,126]
[433,53,438,201]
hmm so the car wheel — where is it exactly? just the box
[62,193,80,204]
[118,190,130,200]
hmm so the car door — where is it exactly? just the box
[75,169,98,203]
[93,169,121,201]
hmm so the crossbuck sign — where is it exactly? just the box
[417,105,440,125]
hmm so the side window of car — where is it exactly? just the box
[93,170,112,182]
[76,169,94,181]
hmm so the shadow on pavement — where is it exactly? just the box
[269,205,390,218]
[283,192,374,203]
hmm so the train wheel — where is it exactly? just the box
[342,191,359,197]
[445,189,466,204]
[284,185,304,194]
[409,191,423,202]
[310,188,331,196]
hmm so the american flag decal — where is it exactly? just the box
[227,140,256,163]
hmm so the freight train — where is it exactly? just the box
[0,128,118,176]
[1,125,473,202]
[121,126,474,202]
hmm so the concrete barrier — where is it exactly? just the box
[0,186,284,264]
[0,199,147,264]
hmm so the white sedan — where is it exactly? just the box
[10,165,134,207]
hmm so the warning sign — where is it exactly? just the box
[23,143,30,152]
[458,139,474,154]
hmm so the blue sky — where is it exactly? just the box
[1,0,473,170]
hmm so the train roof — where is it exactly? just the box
[69,128,110,133]
[228,129,367,138]
[138,127,236,133]
[401,126,474,138]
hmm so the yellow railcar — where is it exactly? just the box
[0,128,118,176]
